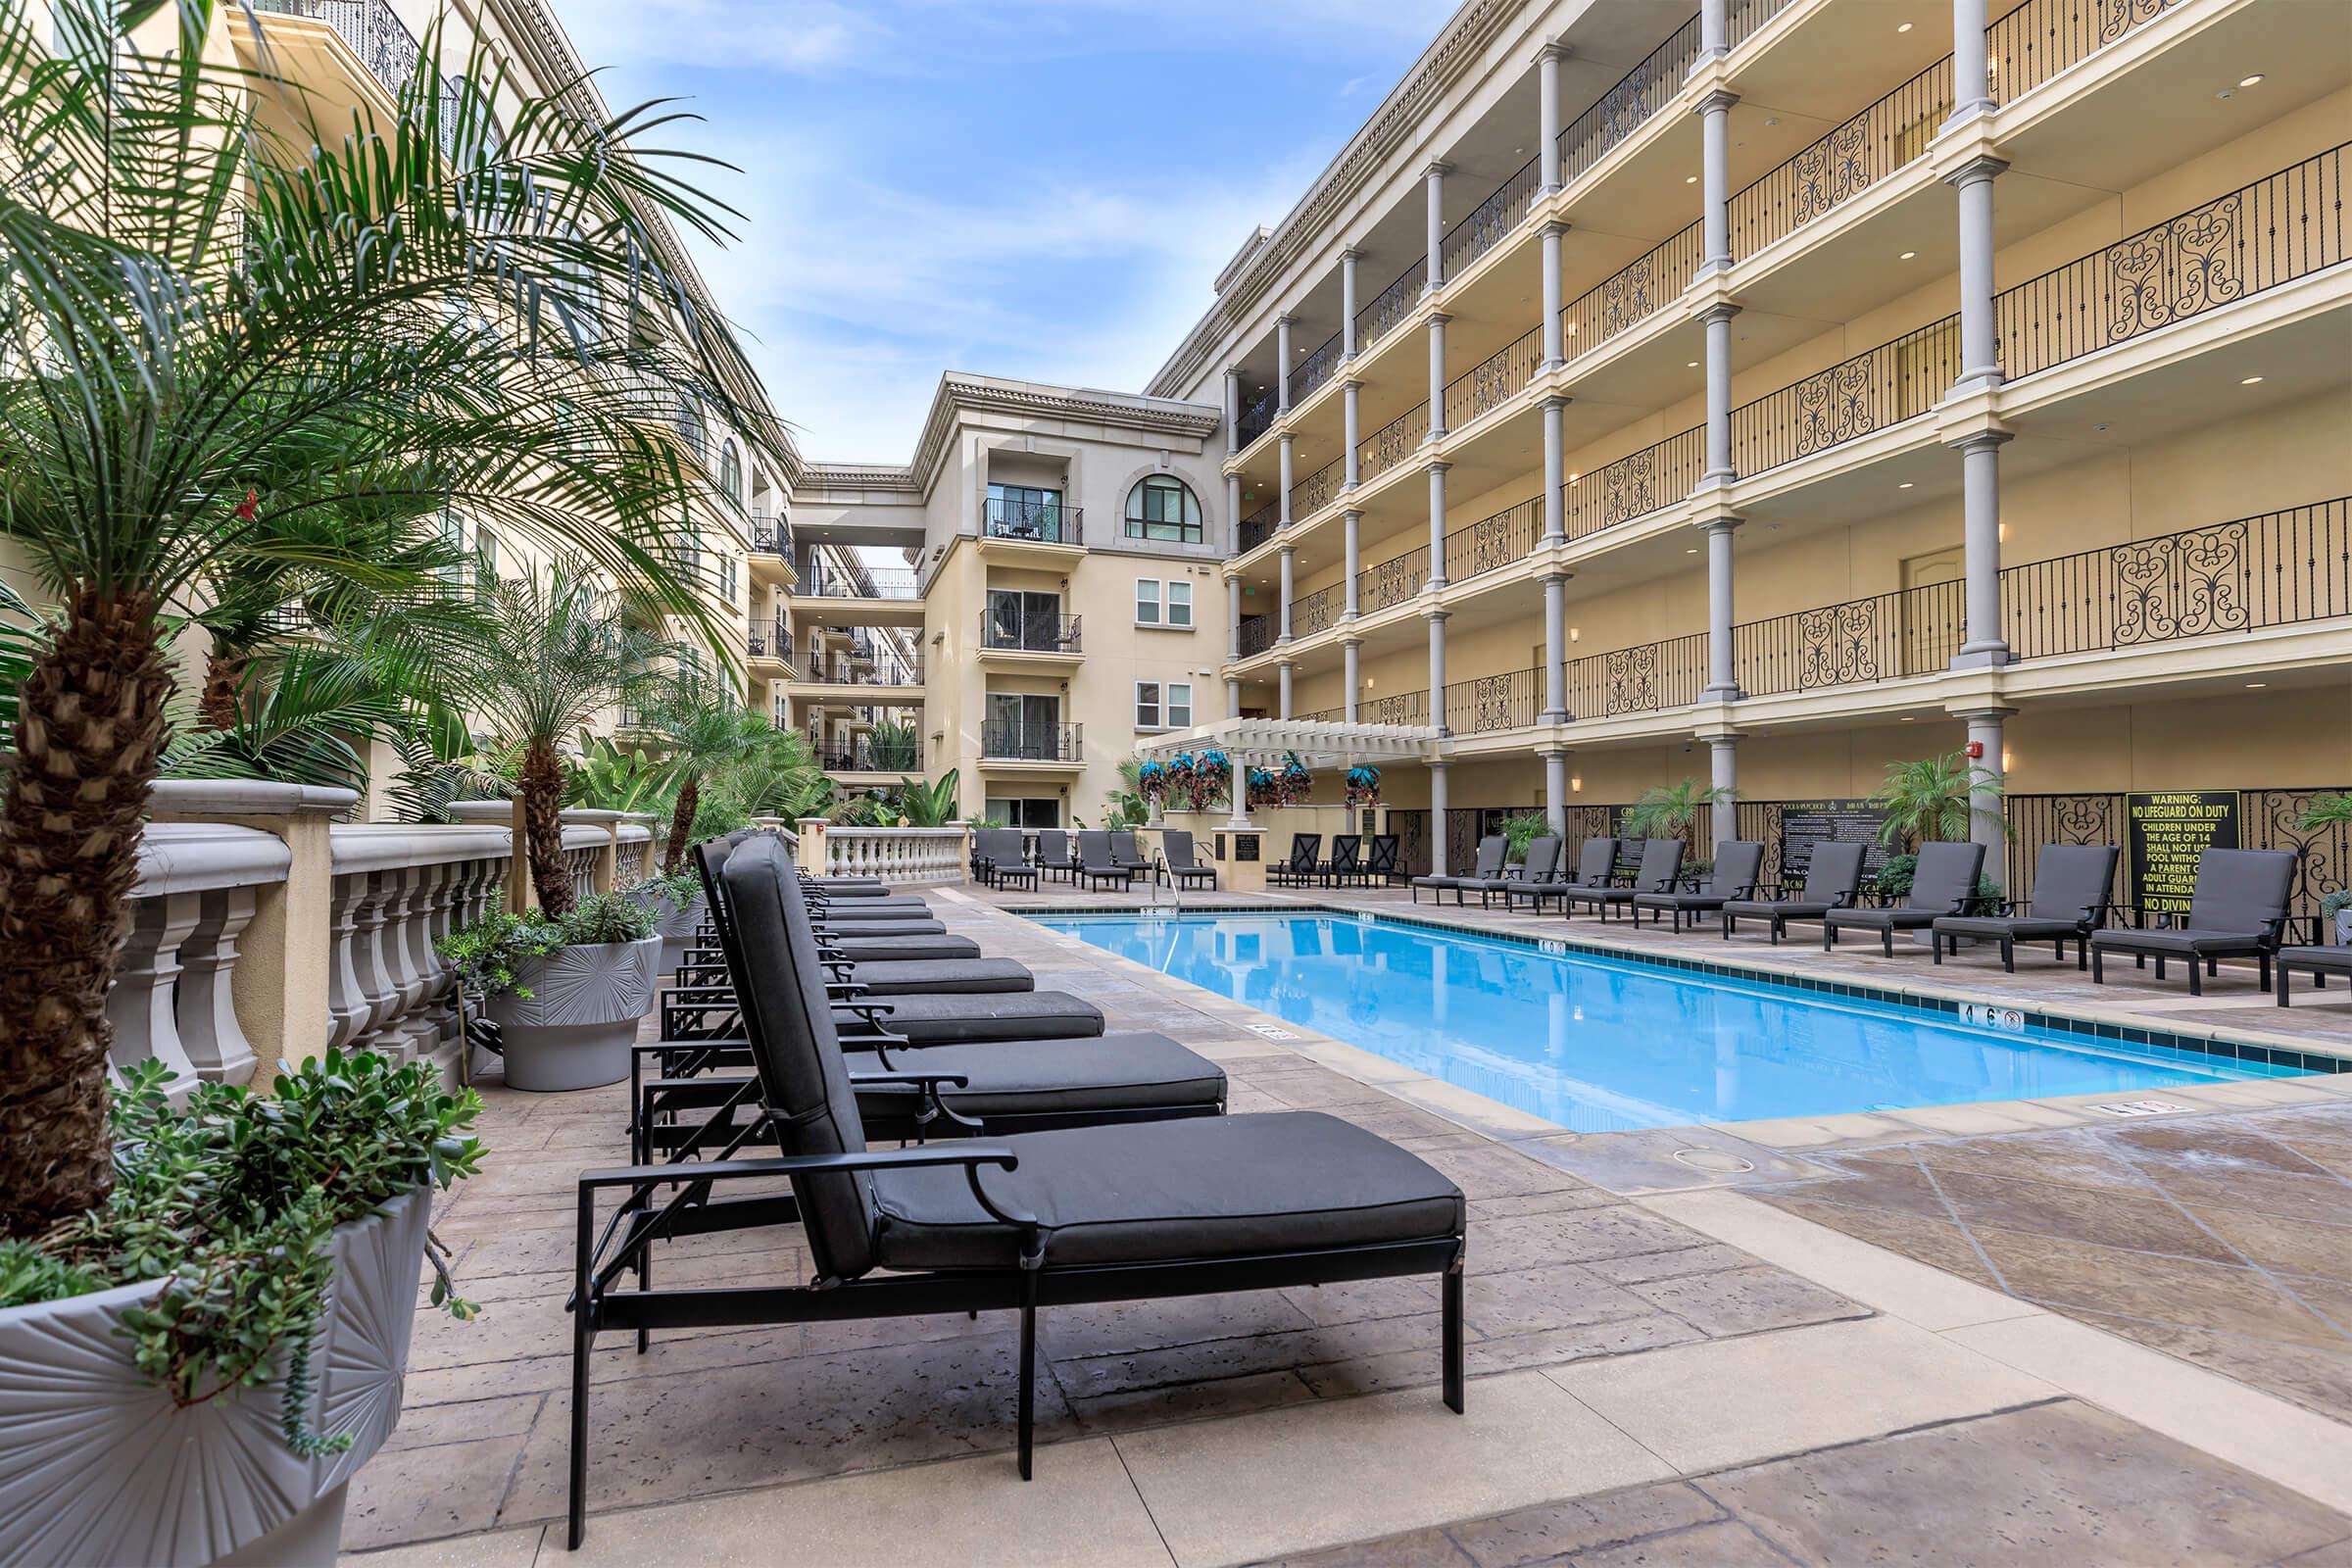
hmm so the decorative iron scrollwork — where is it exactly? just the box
[1795,599,1881,689]
[1604,643,1661,714]
[2108,189,2243,342]
[1792,354,1879,457]
[2109,522,2249,645]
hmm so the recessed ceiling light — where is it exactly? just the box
[1901,715,1915,721]
[1898,481,1914,489]
[1899,250,1918,260]
[1687,360,1699,368]
[2238,73,2265,87]
[2245,682,2268,689]
[2241,374,2265,385]
[2215,88,2233,99]
[1684,174,1697,184]
[1685,547,1698,555]
[1896,21,1913,31]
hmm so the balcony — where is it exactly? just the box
[1238,502,1280,555]
[810,731,922,777]
[744,616,788,664]
[798,557,925,625]
[797,649,926,689]
[980,497,1082,546]
[977,610,1083,667]
[980,720,1084,767]
[748,514,798,585]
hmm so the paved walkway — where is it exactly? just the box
[338,883,2352,1568]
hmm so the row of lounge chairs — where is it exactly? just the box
[571,836,1468,1547]
[970,827,1222,892]
[1267,833,1405,889]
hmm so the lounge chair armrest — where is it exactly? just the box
[823,979,871,999]
[579,1144,1021,1191]
[848,1068,971,1091]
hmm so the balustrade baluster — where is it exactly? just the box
[176,886,261,1084]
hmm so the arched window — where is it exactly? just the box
[718,438,743,503]
[1125,474,1201,544]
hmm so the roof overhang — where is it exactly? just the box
[1136,717,1439,768]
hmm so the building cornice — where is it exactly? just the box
[1143,0,1521,400]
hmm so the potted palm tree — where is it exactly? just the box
[1623,777,1734,875]
[0,4,766,1557]
[1869,753,2007,903]
[2297,793,2352,944]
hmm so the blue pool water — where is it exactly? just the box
[1032,912,2297,1132]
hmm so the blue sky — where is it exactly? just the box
[557,0,1458,463]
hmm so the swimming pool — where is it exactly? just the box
[1031,911,2302,1132]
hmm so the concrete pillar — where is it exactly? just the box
[1225,471,1242,553]
[1428,610,1450,736]
[1697,90,1738,274]
[1226,675,1241,713]
[1278,432,1296,527]
[1278,661,1295,718]
[1709,735,1740,852]
[1226,573,1242,661]
[1341,249,1361,361]
[1275,314,1294,414]
[1429,761,1450,876]
[1702,515,1742,700]
[1541,396,1568,545]
[1342,510,1363,619]
[1541,222,1567,367]
[1341,381,1363,492]
[1541,571,1569,723]
[1426,462,1450,587]
[1227,751,1251,829]
[1948,156,2008,393]
[1538,43,1565,192]
[1277,546,1296,644]
[1544,751,1569,837]
[1343,638,1362,721]
[1223,368,1241,454]
[1424,162,1449,292]
[1961,709,2012,856]
[1700,302,1739,485]
[1954,430,2012,666]
[1948,0,1993,122]
[1426,313,1449,439]
[1697,0,1728,63]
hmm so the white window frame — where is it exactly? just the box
[1135,681,1161,729]
[1167,681,1193,728]
[1165,580,1194,627]
[1135,578,1161,625]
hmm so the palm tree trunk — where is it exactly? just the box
[0,589,173,1237]
[518,739,574,918]
[199,646,244,729]
[664,775,699,871]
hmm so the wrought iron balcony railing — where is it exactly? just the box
[1236,614,1275,660]
[1442,324,1543,433]
[981,720,1082,762]
[1737,584,1964,697]
[801,559,921,600]
[1353,260,1424,355]
[1729,54,1955,263]
[1985,0,2183,106]
[1563,633,1708,718]
[983,497,1082,545]
[1357,544,1431,615]
[750,514,793,556]
[1442,497,1541,584]
[978,610,1082,655]
[1236,386,1277,449]
[1291,457,1343,522]
[1238,502,1280,555]
[1357,401,1431,487]
[1560,428,1705,542]
[807,651,925,687]
[251,0,419,100]
[1555,12,1701,192]
[1288,330,1346,407]
[1560,220,1702,363]
[1358,688,1430,727]
[1292,583,1343,640]
[1442,156,1541,284]
[1444,665,1542,735]
[744,616,788,658]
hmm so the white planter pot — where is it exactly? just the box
[0,1187,433,1568]
[2334,907,2351,947]
[485,934,661,1091]
[656,894,708,975]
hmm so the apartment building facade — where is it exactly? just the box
[1132,0,2348,906]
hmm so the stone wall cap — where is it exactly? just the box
[134,822,293,896]
[329,823,513,874]
[148,779,359,818]
[561,808,625,825]
[444,800,517,823]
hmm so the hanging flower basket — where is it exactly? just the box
[1158,751,1230,814]
[1344,764,1383,809]
[1248,752,1314,810]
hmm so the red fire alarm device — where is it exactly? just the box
[1964,741,1984,759]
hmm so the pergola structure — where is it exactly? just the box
[1137,718,1441,828]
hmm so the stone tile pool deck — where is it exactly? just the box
[339,881,2352,1567]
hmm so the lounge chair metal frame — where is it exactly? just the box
[1930,844,2120,972]
[2087,848,2298,996]
[1719,841,1867,944]
[1823,841,1986,958]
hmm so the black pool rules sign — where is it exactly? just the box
[2125,791,2239,917]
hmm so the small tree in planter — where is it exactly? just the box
[440,893,663,1092]
[1623,777,1734,875]
[1498,810,1551,864]
[1870,753,2008,906]
[2298,794,2352,943]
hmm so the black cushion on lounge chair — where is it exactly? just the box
[1076,830,1138,890]
[843,989,1104,1044]
[815,918,949,938]
[813,899,934,920]
[1161,830,1217,888]
[2277,946,2352,1006]
[1721,840,1866,942]
[842,958,1033,996]
[1932,843,2120,971]
[1461,837,1558,907]
[1110,831,1146,871]
[1322,835,1364,886]
[2090,848,2298,995]
[1634,841,1765,929]
[802,879,892,897]
[871,1110,1462,1271]
[1825,841,1984,956]
[1411,836,1505,903]
[1515,837,1619,911]
[881,1035,1227,1118]
[1563,839,1683,921]
[1036,830,1074,881]
[827,934,984,963]
[1271,834,1322,887]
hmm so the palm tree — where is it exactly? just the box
[633,683,774,869]
[0,1,769,1233]
[1871,753,2007,849]
[441,562,670,916]
[893,769,960,828]
[1623,777,1735,848]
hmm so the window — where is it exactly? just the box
[1125,475,1201,543]
[1136,681,1191,730]
[1136,579,1161,624]
[475,528,499,596]
[719,553,738,607]
[1136,577,1194,627]
[987,482,1065,540]
[1167,682,1193,728]
[1166,580,1193,627]
[1136,682,1161,728]
[718,439,743,503]
[984,798,1060,828]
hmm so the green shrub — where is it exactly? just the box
[1499,810,1550,863]
[438,894,659,1002]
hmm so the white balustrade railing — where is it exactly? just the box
[326,825,513,1072]
[119,823,294,1098]
[615,820,655,881]
[814,826,968,885]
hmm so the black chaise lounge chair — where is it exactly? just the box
[1634,841,1765,931]
[1321,834,1364,888]
[1509,837,1617,913]
[1931,843,2120,971]
[1562,838,1683,923]
[1825,841,1985,957]
[1159,830,1217,890]
[1460,837,1558,909]
[2089,848,2298,996]
[1363,835,1402,887]
[567,836,1467,1547]
[1720,840,1867,944]
[1036,830,1075,885]
[1110,831,1150,881]
[1270,834,1322,888]
[1410,835,1504,905]
[1076,831,1138,891]
[2276,946,2352,1006]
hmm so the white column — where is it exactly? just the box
[1226,573,1242,660]
[1278,432,1296,527]
[1341,249,1361,361]
[1541,396,1567,545]
[1226,675,1242,714]
[1697,0,1728,64]
[1342,510,1363,619]
[1278,661,1295,718]
[1277,545,1296,644]
[1544,751,1569,837]
[1538,43,1565,192]
[1225,472,1243,553]
[1541,222,1567,368]
[1275,314,1294,414]
[1343,380,1362,489]
[1426,313,1449,439]
[1954,430,2012,666]
[1541,571,1569,723]
[1426,462,1450,588]
[1702,515,1741,700]
[1709,735,1740,853]
[1429,761,1450,876]
[1696,90,1738,274]
[1343,638,1362,721]
[1948,156,2008,394]
[1428,610,1449,735]
[1227,751,1251,829]
[1961,709,2012,855]
[1700,302,1739,486]
[1223,368,1241,454]
[1948,0,1993,122]
[1423,162,1449,293]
